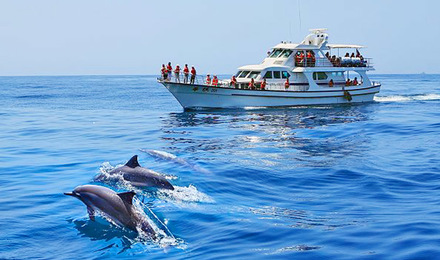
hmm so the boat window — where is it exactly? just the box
[281,71,290,79]
[281,50,293,58]
[247,71,260,79]
[238,71,250,78]
[273,71,281,79]
[235,71,242,77]
[270,49,283,58]
[313,72,328,80]
[263,71,272,79]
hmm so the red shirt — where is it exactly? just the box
[183,67,189,74]
[167,65,172,72]
[191,68,196,75]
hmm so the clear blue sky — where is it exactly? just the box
[0,0,439,76]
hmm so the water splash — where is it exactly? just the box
[96,162,213,204]
[374,94,440,102]
[132,198,186,249]
[155,184,215,204]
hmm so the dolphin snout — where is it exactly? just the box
[64,191,79,198]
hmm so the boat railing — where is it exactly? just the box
[295,57,373,68]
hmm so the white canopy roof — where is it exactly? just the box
[327,44,365,49]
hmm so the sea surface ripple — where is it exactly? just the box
[0,74,439,259]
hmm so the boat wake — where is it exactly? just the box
[374,93,440,102]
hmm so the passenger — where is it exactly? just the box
[345,53,349,58]
[161,64,167,81]
[261,78,266,90]
[183,64,189,84]
[205,74,211,85]
[174,64,180,83]
[285,78,290,89]
[351,53,355,58]
[353,77,358,85]
[311,51,316,67]
[190,66,196,84]
[325,52,330,60]
[230,75,237,88]
[330,55,336,66]
[306,51,312,67]
[212,75,218,86]
[248,78,255,90]
[336,57,341,67]
[300,52,305,66]
[295,52,301,66]
[329,79,334,87]
[345,78,351,86]
[167,62,172,81]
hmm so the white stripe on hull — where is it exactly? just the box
[162,82,381,109]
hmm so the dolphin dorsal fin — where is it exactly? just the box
[125,155,140,168]
[117,191,136,205]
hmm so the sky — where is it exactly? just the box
[0,0,439,76]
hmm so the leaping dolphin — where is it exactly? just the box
[64,185,156,238]
[97,155,174,190]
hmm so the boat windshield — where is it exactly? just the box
[238,71,251,78]
[270,49,283,58]
[247,71,260,79]
[280,49,293,58]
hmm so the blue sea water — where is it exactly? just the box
[0,74,439,259]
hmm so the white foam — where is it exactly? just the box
[374,94,440,102]
[132,198,186,249]
[156,184,215,204]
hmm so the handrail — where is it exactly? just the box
[295,57,373,68]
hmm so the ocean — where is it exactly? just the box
[0,74,439,259]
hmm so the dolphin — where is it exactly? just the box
[64,184,156,238]
[97,155,174,190]
[142,149,211,174]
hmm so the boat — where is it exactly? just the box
[158,29,381,109]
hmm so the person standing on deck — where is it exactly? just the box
[285,77,290,89]
[248,78,255,90]
[212,75,218,86]
[161,64,167,81]
[174,64,181,83]
[230,75,237,88]
[183,64,189,84]
[190,66,196,84]
[206,74,211,85]
[261,78,266,90]
[167,62,173,81]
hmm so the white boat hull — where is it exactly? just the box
[161,82,381,109]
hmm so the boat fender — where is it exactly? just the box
[343,90,352,101]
